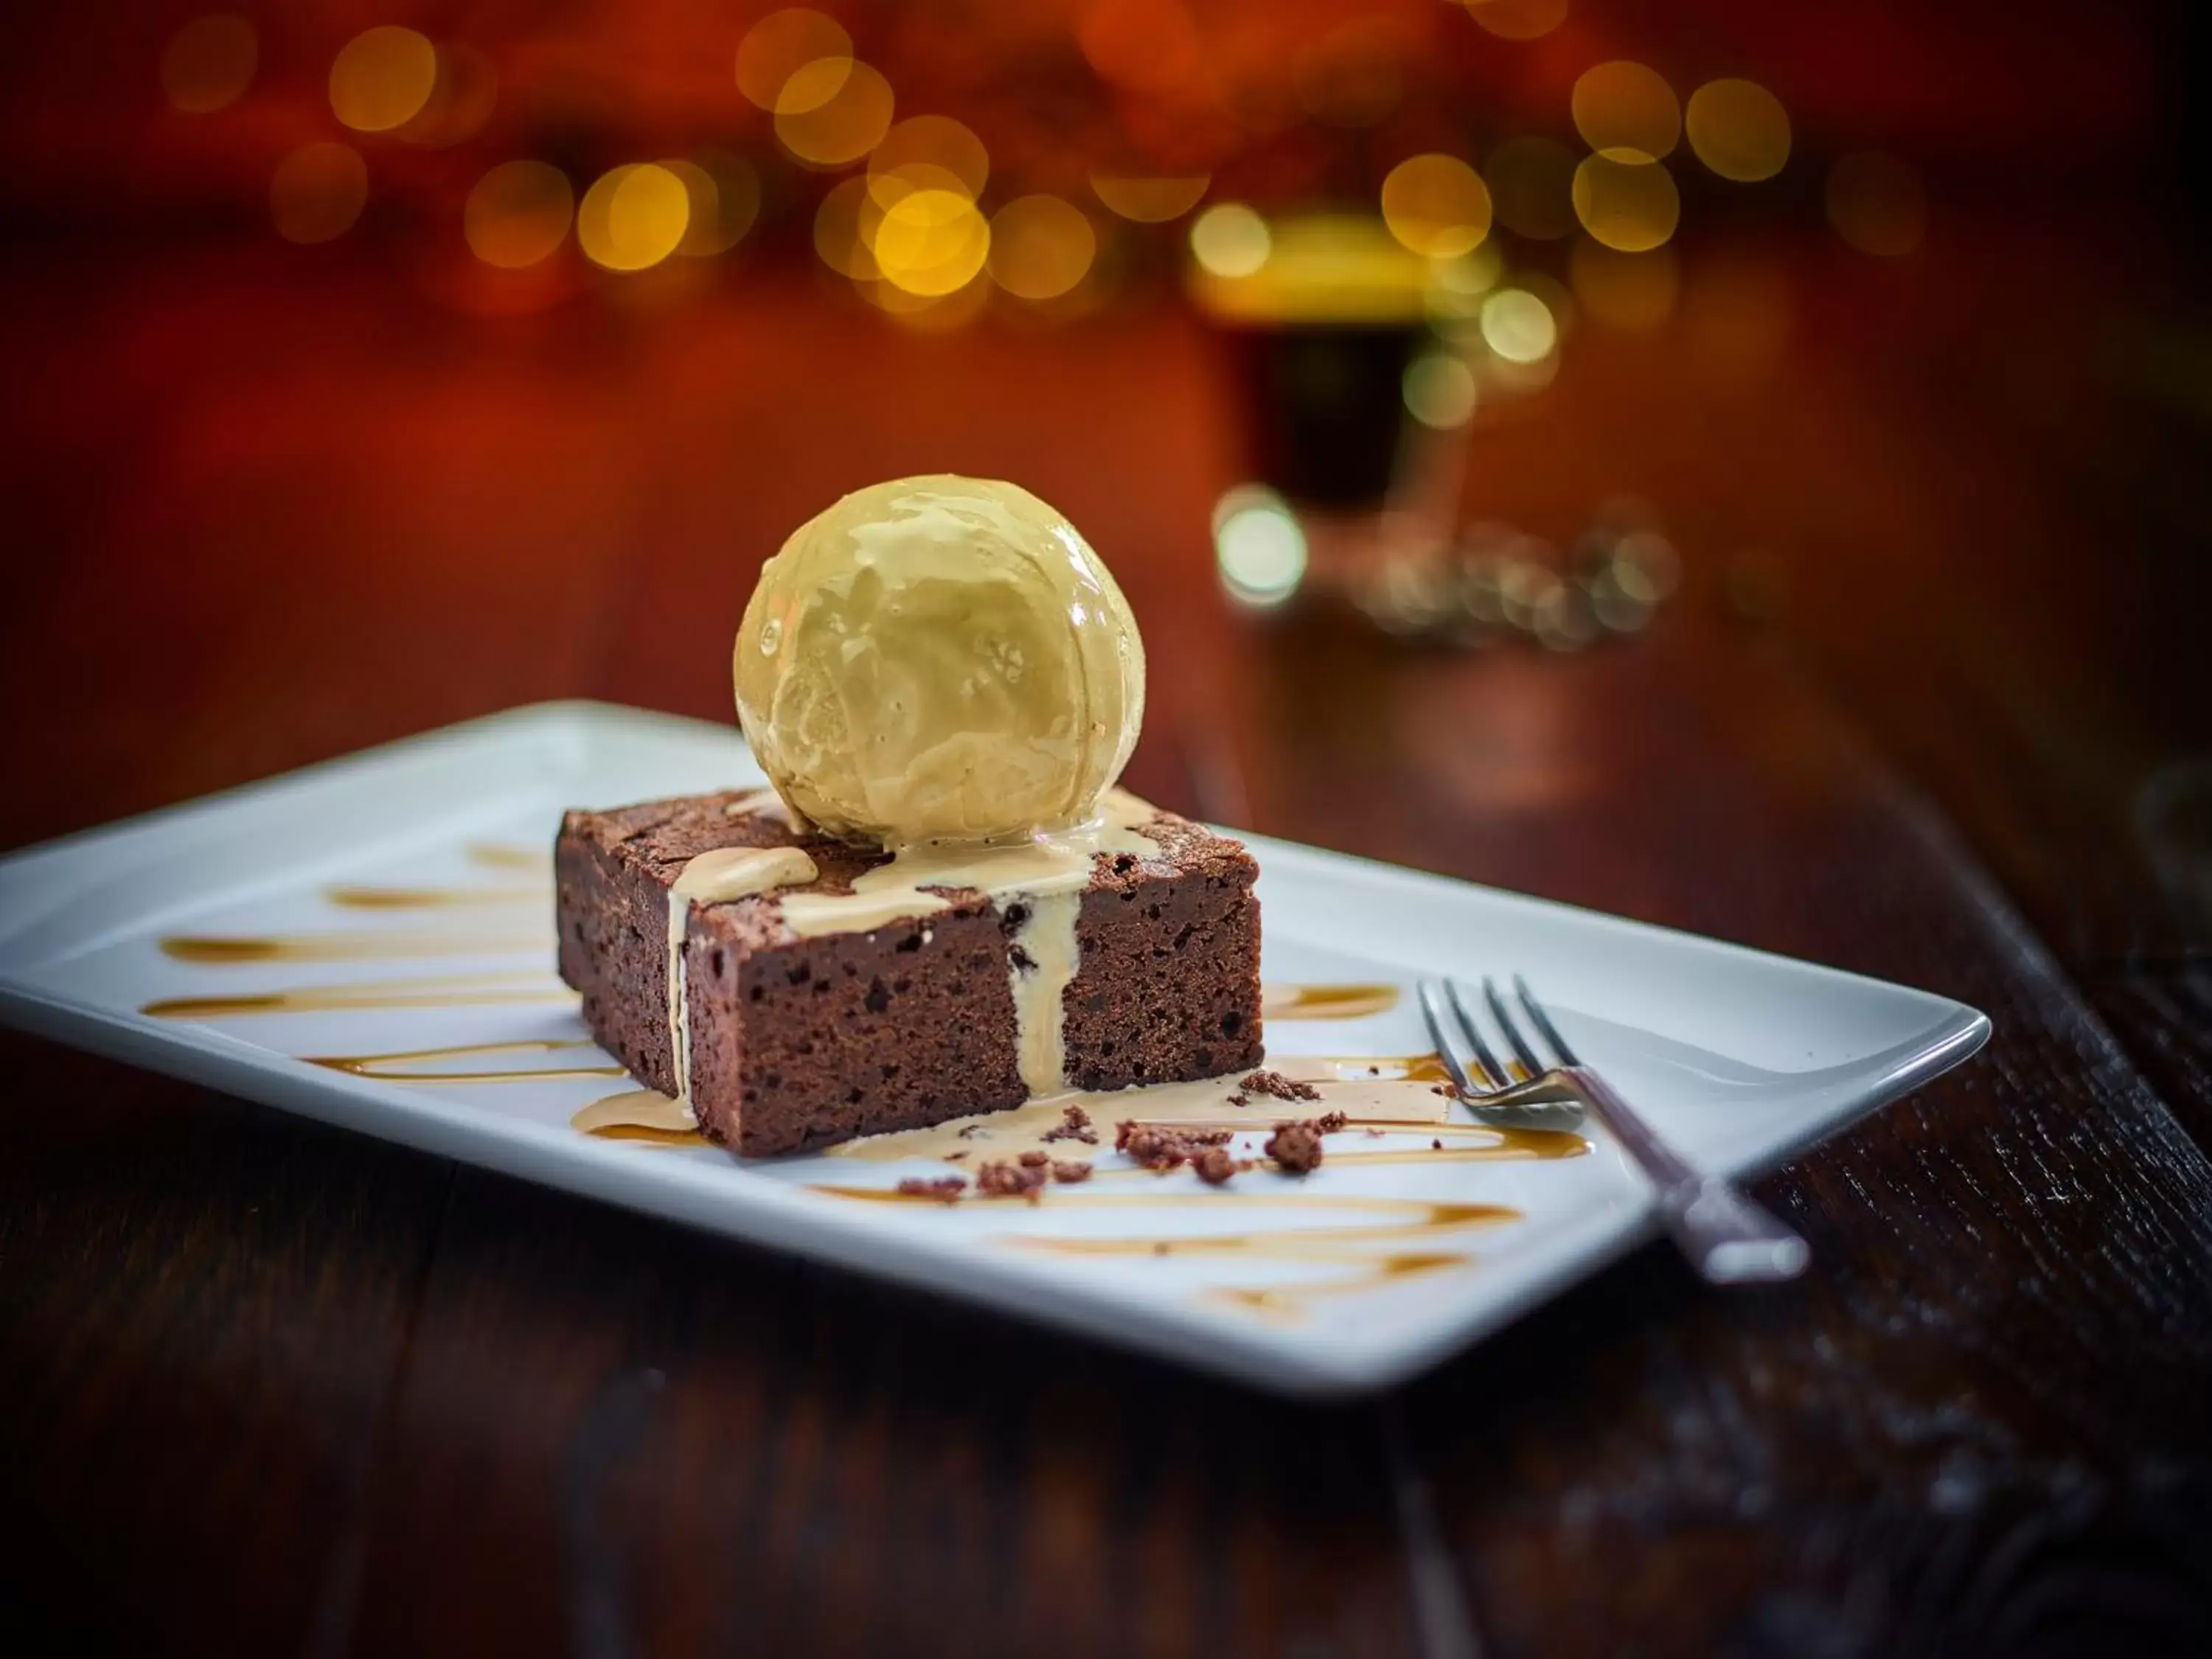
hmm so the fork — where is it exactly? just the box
[1419,974,1811,1284]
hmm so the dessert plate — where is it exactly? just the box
[0,702,1988,1395]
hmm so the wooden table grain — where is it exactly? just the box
[3,230,2210,1658]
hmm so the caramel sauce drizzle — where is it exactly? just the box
[1209,1253,1472,1320]
[142,970,576,1020]
[307,1038,623,1085]
[160,930,552,964]
[1001,1200,1520,1251]
[467,842,553,871]
[1262,983,1402,1020]
[810,1183,1531,1321]
[323,885,547,909]
[133,928,1539,1321]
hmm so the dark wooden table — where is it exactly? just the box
[4,220,2211,1657]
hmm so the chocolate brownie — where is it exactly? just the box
[555,790,1263,1157]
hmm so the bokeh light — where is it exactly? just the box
[1684,80,1791,182]
[1572,62,1680,159]
[1479,288,1557,363]
[329,27,439,135]
[397,43,498,149]
[1572,151,1680,251]
[1214,487,1307,608]
[464,161,573,269]
[161,15,256,114]
[270,142,367,244]
[671,151,760,255]
[1570,240,1677,330]
[1190,204,1270,278]
[989,196,1096,300]
[1463,0,1568,41]
[775,60,894,168]
[1426,244,1505,319]
[577,164,691,272]
[869,116,988,205]
[736,10,852,110]
[1089,175,1210,223]
[1828,153,1927,254]
[1380,154,1492,258]
[1484,137,1577,240]
[813,175,881,279]
[1402,352,1479,429]
[874,189,990,296]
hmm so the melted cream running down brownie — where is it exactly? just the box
[555,787,1262,1156]
[554,475,1263,1157]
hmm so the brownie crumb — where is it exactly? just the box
[1018,1149,1050,1168]
[1117,1125,1189,1171]
[1227,1091,1251,1107]
[975,1159,1048,1202]
[1265,1121,1327,1174]
[1043,1104,1099,1145]
[956,1124,982,1139]
[897,1176,967,1203]
[1432,1138,1444,1150]
[1191,1146,1237,1186]
[1051,1160,1093,1183]
[1431,1083,1458,1097]
[1116,1122,1235,1172]
[946,1150,968,1161]
[1242,1069,1323,1103]
[1315,1110,1349,1133]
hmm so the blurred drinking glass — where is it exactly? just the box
[1189,213,1489,609]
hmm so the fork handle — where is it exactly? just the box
[1562,1066,1812,1284]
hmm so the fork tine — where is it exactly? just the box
[1416,982,1483,1096]
[1483,976,1547,1076]
[1443,981,1512,1088]
[1512,975,1582,1068]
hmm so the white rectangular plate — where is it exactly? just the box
[0,702,1987,1395]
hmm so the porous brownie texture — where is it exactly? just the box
[555,790,1262,1157]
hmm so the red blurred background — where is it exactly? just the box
[1,1,2203,961]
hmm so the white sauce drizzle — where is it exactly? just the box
[666,845,820,1116]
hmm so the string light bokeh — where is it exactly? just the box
[122,0,2006,622]
[143,1,1938,318]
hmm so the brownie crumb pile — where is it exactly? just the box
[975,1158,1048,1201]
[1115,1121,1234,1171]
[1043,1104,1099,1145]
[1191,1146,1239,1186]
[1242,1069,1322,1103]
[1265,1120,1328,1174]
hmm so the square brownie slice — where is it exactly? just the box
[555,790,1262,1157]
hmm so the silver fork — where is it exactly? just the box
[1419,974,1811,1284]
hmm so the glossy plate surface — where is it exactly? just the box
[0,703,1988,1395]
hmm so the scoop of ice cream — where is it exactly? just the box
[734,475,1146,844]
